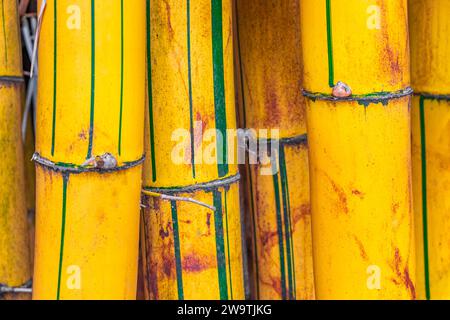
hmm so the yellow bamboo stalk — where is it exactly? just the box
[141,0,245,300]
[409,0,450,300]
[300,0,416,299]
[234,0,314,300]
[33,0,145,300]
[0,0,31,300]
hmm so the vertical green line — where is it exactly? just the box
[147,0,157,182]
[51,0,58,156]
[211,0,228,177]
[1,0,7,64]
[118,0,124,155]
[170,201,184,300]
[56,174,69,300]
[419,96,431,300]
[213,189,228,300]
[86,0,96,159]
[279,146,295,300]
[325,0,334,88]
[285,162,297,299]
[272,156,287,300]
[187,0,196,178]
[224,189,233,299]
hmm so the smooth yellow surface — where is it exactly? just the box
[34,0,146,300]
[235,0,314,300]
[300,0,410,94]
[143,0,237,188]
[0,0,31,300]
[142,183,244,300]
[33,166,142,300]
[142,0,244,300]
[307,97,416,299]
[410,0,450,300]
[409,0,450,95]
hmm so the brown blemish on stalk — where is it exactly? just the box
[202,212,211,236]
[161,237,175,278]
[392,202,399,215]
[353,235,368,261]
[384,45,401,83]
[261,230,277,247]
[264,76,281,126]
[193,112,208,153]
[206,212,211,228]
[352,189,364,198]
[403,267,416,299]
[292,204,311,226]
[182,254,214,273]
[328,178,349,215]
[390,248,416,299]
[152,197,161,211]
[162,0,174,40]
[260,275,282,297]
[148,260,159,299]
[78,130,87,140]
[379,1,403,85]
[159,222,171,239]
[162,256,174,277]
[143,211,159,299]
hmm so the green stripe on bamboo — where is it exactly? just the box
[211,0,228,178]
[146,0,156,182]
[325,0,334,88]
[272,156,287,300]
[118,0,124,155]
[86,0,96,159]
[56,173,69,300]
[419,95,431,300]
[51,0,58,156]
[213,189,228,300]
[186,0,196,179]
[170,200,184,300]
[279,145,296,299]
[224,188,233,299]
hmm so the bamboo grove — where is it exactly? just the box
[0,0,449,301]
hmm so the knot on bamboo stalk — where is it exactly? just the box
[82,153,118,169]
[332,81,352,98]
